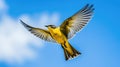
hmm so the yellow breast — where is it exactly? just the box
[48,27,66,44]
[52,27,62,35]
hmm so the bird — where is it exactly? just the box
[20,4,94,60]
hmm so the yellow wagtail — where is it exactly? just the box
[20,4,94,60]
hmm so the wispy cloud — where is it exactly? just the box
[0,0,60,64]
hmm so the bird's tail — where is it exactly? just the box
[61,42,81,60]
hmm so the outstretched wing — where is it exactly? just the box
[20,20,56,43]
[60,4,94,39]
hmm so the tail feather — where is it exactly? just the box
[61,43,81,60]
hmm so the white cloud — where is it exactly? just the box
[38,12,60,26]
[0,0,60,64]
[0,0,8,14]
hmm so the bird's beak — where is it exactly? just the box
[45,25,48,27]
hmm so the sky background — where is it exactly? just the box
[0,0,120,67]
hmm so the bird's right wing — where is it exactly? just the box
[20,20,56,43]
[60,4,94,39]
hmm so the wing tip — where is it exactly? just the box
[87,4,95,10]
[84,4,94,8]
[20,19,26,25]
[20,19,26,26]
[80,4,95,13]
[82,4,95,14]
[20,19,32,30]
[85,3,94,7]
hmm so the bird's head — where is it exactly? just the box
[45,25,57,29]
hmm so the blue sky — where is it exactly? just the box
[0,0,120,67]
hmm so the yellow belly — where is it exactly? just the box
[48,27,67,44]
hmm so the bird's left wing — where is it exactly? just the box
[20,20,56,43]
[60,4,94,39]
